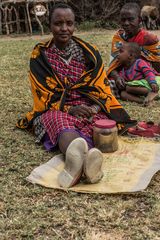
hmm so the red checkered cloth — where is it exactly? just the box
[45,39,91,106]
[40,40,109,147]
[41,110,108,148]
[45,39,85,82]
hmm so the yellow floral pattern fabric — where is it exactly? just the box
[17,36,131,129]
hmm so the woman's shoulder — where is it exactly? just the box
[33,39,54,49]
[112,29,125,39]
[30,39,53,59]
[140,29,159,46]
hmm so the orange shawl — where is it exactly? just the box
[17,36,132,129]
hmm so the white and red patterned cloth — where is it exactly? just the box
[41,109,108,149]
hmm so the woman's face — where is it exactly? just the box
[120,9,140,37]
[50,8,75,48]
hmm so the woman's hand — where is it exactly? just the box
[68,105,93,118]
[150,83,159,93]
[116,76,126,90]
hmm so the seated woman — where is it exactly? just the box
[117,42,160,105]
[107,2,160,104]
[17,3,135,188]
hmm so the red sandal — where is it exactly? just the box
[127,127,155,138]
[137,121,160,137]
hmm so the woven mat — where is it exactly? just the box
[27,137,160,193]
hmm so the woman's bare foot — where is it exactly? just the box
[143,92,159,107]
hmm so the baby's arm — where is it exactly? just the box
[109,70,126,90]
[150,83,159,92]
[138,60,159,93]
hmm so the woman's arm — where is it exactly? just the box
[68,104,101,118]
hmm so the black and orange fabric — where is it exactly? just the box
[17,36,132,129]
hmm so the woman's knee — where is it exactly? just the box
[58,131,80,154]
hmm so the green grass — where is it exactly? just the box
[0,31,160,240]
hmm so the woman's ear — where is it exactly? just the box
[138,16,142,24]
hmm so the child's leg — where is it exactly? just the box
[120,86,149,104]
[126,86,149,95]
[120,91,144,103]
[126,78,160,105]
[144,92,159,106]
[125,86,158,106]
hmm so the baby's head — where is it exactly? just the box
[118,42,141,66]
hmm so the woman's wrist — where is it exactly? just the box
[68,106,74,114]
[64,105,72,113]
[91,104,101,114]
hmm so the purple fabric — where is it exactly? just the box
[43,129,94,151]
[43,133,56,151]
